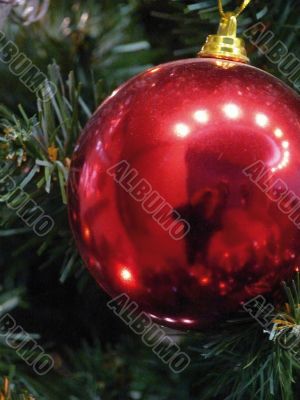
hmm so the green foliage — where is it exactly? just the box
[0,65,86,286]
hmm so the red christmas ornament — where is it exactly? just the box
[68,4,300,330]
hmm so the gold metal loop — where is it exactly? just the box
[198,0,252,62]
[218,0,252,18]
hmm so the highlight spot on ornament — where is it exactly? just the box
[174,123,190,138]
[148,67,160,74]
[83,226,91,242]
[194,110,209,124]
[282,141,289,149]
[283,151,290,164]
[181,318,195,325]
[273,149,290,171]
[149,313,158,319]
[255,113,269,127]
[223,103,241,119]
[200,276,210,285]
[274,128,284,138]
[110,88,120,98]
[120,267,133,282]
[164,317,176,323]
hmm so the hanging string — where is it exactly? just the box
[218,0,252,18]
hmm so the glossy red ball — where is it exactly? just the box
[68,58,300,330]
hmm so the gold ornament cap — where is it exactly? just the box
[198,0,251,63]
